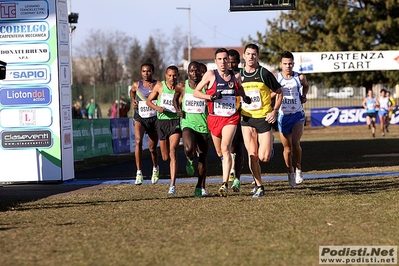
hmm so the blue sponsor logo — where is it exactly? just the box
[0,23,47,34]
[13,69,46,79]
[0,87,51,105]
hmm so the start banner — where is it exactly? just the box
[292,50,399,73]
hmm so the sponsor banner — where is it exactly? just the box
[311,106,399,127]
[0,87,51,105]
[72,119,113,160]
[4,65,51,84]
[0,21,49,41]
[0,107,52,127]
[0,43,50,63]
[292,50,399,73]
[0,1,49,20]
[1,129,52,149]
[319,246,397,264]
[110,118,130,154]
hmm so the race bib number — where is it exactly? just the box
[138,100,156,118]
[160,93,176,113]
[184,94,206,114]
[367,102,375,110]
[214,96,236,117]
[241,90,261,110]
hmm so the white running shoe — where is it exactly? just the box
[151,166,159,184]
[295,170,303,185]
[201,188,207,197]
[288,172,296,188]
[135,172,143,185]
[168,185,176,194]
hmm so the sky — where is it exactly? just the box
[69,0,280,50]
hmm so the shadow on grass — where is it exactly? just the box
[0,183,102,212]
[74,139,399,179]
[2,138,398,212]
[266,176,399,196]
[2,176,397,214]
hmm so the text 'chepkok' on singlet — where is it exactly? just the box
[277,72,303,115]
[135,80,157,118]
[240,66,281,118]
[365,97,377,113]
[157,81,179,120]
[181,80,208,133]
[206,70,238,117]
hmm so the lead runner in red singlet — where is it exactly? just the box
[193,48,251,197]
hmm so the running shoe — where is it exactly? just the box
[151,166,159,184]
[295,169,303,185]
[251,186,257,194]
[194,187,202,198]
[229,170,236,182]
[217,183,228,197]
[231,178,241,192]
[252,185,265,198]
[168,185,176,194]
[288,172,296,188]
[186,159,195,176]
[135,172,143,185]
[201,188,208,197]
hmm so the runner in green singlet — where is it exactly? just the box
[173,61,210,197]
[146,65,182,195]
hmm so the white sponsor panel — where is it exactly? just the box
[61,105,71,127]
[0,21,49,41]
[56,0,68,22]
[57,22,68,43]
[60,85,71,105]
[0,1,49,20]
[59,65,70,85]
[0,43,50,63]
[319,246,397,264]
[58,43,69,64]
[292,50,399,73]
[0,108,52,127]
[4,65,50,84]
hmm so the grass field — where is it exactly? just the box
[1,125,398,266]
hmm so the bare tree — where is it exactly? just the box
[74,29,132,85]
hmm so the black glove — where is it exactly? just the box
[210,91,223,101]
[243,95,252,104]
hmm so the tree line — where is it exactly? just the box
[72,0,399,103]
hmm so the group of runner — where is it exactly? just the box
[129,44,310,197]
[363,88,396,137]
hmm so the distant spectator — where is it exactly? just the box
[72,101,82,119]
[109,100,119,118]
[77,94,87,118]
[119,93,130,117]
[86,97,96,119]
